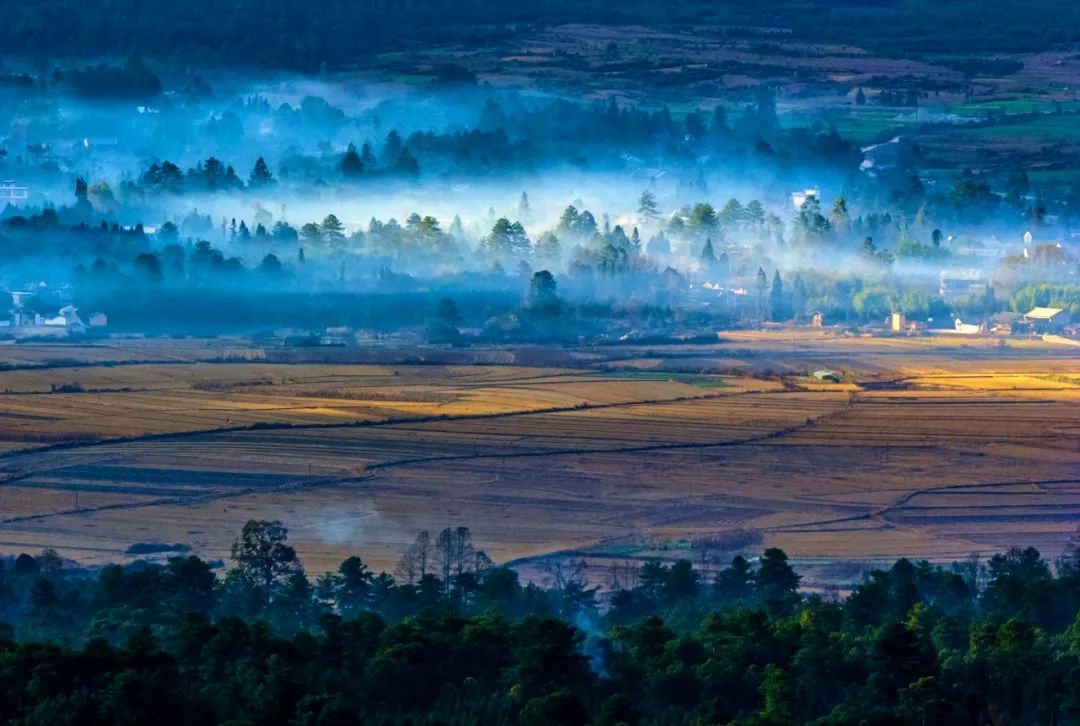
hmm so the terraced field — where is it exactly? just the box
[1,337,1078,584]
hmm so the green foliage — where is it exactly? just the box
[793,195,831,244]
[1011,283,1080,315]
[0,519,1077,724]
[526,270,560,316]
[557,206,598,240]
[248,156,274,187]
[768,271,790,322]
[637,189,659,221]
[893,236,948,261]
[852,286,891,321]
[230,519,304,599]
[686,202,718,233]
[56,56,161,97]
[950,171,997,215]
[319,214,345,242]
[482,218,531,259]
[340,143,364,179]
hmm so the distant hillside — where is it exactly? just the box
[1,0,1077,71]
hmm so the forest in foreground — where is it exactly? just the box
[0,521,1078,724]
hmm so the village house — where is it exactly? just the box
[1023,307,1071,333]
[953,318,985,335]
[990,311,1022,335]
[1,289,105,338]
[0,180,29,203]
[938,269,988,301]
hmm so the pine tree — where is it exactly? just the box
[646,232,671,258]
[381,130,403,167]
[360,142,377,169]
[700,238,717,266]
[395,148,420,176]
[637,189,659,221]
[321,214,345,241]
[516,191,531,221]
[830,196,850,235]
[449,215,465,240]
[756,267,769,321]
[341,143,364,178]
[769,271,786,321]
[719,198,743,227]
[249,157,274,187]
[791,274,807,321]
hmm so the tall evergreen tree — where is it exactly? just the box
[769,270,787,321]
[638,189,659,222]
[341,143,364,178]
[248,156,274,187]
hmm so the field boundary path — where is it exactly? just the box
[0,388,856,528]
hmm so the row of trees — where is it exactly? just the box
[7,169,1080,336]
[142,156,271,192]
[51,81,1080,239]
[0,520,1078,723]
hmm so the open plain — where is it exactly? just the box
[1,333,1078,584]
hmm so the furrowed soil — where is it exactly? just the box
[1,334,1078,586]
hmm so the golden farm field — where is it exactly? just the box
[1,337,1079,583]
[0,362,729,452]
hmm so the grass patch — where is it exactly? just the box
[594,371,731,387]
[941,98,1080,117]
[1034,374,1080,387]
[655,539,693,552]
[964,114,1080,140]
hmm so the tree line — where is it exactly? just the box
[0,520,1078,723]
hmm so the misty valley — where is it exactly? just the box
[2,2,1080,724]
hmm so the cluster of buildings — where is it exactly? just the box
[885,307,1073,337]
[0,289,106,338]
[0,180,28,204]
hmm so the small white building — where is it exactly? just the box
[953,318,984,335]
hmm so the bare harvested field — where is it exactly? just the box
[1,335,1078,584]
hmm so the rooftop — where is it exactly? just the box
[1025,307,1066,319]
